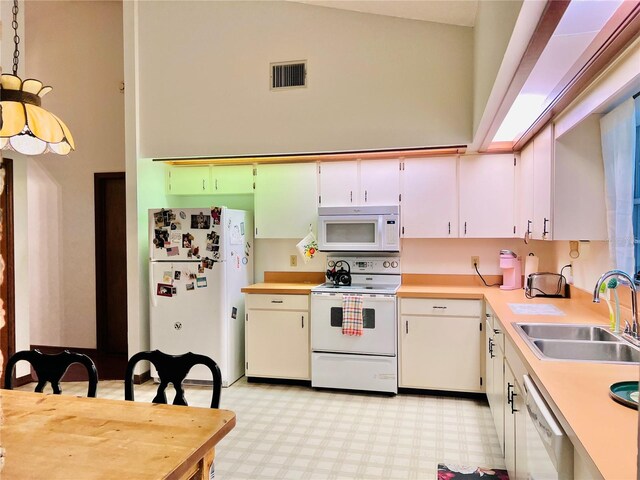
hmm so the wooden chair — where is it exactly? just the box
[4,349,98,397]
[124,350,222,408]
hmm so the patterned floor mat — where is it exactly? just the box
[438,463,509,479]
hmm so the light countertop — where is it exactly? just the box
[241,282,318,295]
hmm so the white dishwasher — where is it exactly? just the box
[522,375,573,479]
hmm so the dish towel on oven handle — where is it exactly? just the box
[342,295,363,336]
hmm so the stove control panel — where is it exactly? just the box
[326,255,401,275]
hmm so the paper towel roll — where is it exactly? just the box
[524,253,539,281]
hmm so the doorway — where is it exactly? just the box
[94,172,128,378]
[0,158,15,387]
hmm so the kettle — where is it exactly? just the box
[326,260,351,286]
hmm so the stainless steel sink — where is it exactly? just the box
[516,323,619,342]
[514,323,640,364]
[532,339,640,363]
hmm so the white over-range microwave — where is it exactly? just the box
[317,205,400,252]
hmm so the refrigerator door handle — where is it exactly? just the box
[150,262,159,308]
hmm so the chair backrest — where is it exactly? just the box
[125,350,222,409]
[4,349,98,397]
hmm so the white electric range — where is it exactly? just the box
[310,255,400,394]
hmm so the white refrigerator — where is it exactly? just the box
[148,206,253,386]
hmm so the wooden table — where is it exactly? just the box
[0,389,236,479]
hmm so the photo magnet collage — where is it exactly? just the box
[153,207,223,298]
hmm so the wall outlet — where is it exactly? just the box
[471,256,479,269]
[290,255,298,267]
[567,262,574,285]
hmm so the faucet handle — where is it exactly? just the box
[624,320,631,334]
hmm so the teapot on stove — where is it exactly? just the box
[326,260,351,287]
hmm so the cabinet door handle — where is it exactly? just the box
[432,306,447,310]
[405,320,409,334]
[448,222,451,235]
[203,179,206,191]
[507,383,514,405]
[215,178,218,190]
[365,190,368,202]
[488,338,494,358]
[271,300,283,304]
[543,217,549,237]
[350,191,353,203]
[511,392,518,414]
[301,315,304,328]
[464,222,467,235]
[493,329,501,335]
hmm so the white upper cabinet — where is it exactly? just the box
[359,159,401,205]
[166,165,211,194]
[211,165,254,195]
[518,119,607,242]
[532,125,553,240]
[318,160,400,206]
[254,163,318,238]
[166,165,254,195]
[553,115,607,240]
[517,143,534,240]
[318,161,359,206]
[459,154,515,238]
[401,156,458,238]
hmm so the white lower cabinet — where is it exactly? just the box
[399,298,483,392]
[485,307,505,453]
[488,311,545,480]
[245,294,310,380]
[504,359,525,480]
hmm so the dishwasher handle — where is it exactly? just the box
[522,375,573,475]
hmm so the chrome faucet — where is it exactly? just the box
[593,270,638,338]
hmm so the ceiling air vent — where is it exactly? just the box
[271,61,307,90]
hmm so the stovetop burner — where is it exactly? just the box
[312,254,401,295]
[312,281,399,295]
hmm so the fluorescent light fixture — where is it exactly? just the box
[493,0,622,144]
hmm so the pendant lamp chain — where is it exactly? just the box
[11,0,20,76]
[0,0,76,155]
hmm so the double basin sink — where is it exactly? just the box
[514,323,640,364]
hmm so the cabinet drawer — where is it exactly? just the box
[485,304,495,330]
[246,294,309,311]
[505,337,528,385]
[401,298,481,317]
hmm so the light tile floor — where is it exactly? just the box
[17,378,504,479]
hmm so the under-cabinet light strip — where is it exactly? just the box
[156,145,467,166]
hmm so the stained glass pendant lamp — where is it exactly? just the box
[0,0,74,155]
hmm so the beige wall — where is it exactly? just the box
[472,0,522,137]
[253,237,559,283]
[552,241,612,294]
[24,1,125,348]
[254,237,610,296]
[136,1,474,158]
